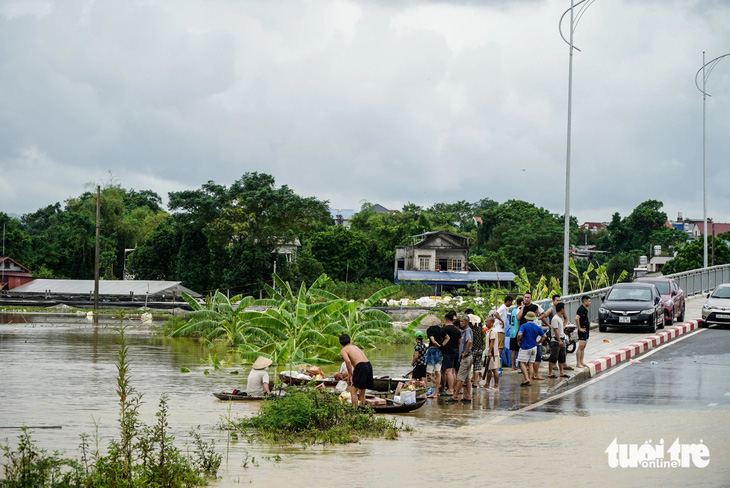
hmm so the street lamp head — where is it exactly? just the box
[558,0,596,51]
[695,52,730,95]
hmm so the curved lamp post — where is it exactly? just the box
[695,52,730,269]
[559,0,596,295]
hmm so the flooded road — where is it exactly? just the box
[2,314,729,487]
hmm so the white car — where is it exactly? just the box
[701,284,730,327]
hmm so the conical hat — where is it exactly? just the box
[252,356,273,370]
[420,314,441,327]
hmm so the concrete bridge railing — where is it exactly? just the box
[548,264,730,325]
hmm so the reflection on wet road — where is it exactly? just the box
[1,315,729,487]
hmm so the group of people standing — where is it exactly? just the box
[240,294,592,407]
[411,293,592,401]
[419,309,500,403]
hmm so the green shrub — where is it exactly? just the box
[0,428,85,487]
[234,387,405,445]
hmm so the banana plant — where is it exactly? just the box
[257,273,340,313]
[324,299,396,349]
[513,267,561,300]
[244,282,346,365]
[171,291,265,347]
[568,258,630,293]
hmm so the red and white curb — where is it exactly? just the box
[585,319,703,377]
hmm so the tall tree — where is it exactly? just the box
[307,226,371,281]
[0,213,32,264]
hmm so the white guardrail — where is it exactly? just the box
[539,264,730,325]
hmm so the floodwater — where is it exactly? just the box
[2,313,729,487]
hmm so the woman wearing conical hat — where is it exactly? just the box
[246,356,272,397]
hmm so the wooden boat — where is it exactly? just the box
[277,372,340,388]
[370,377,411,392]
[370,398,427,414]
[372,388,427,399]
[212,392,268,401]
[370,377,430,393]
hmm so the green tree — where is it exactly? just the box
[19,186,168,280]
[662,233,730,274]
[307,226,370,281]
[127,217,181,280]
[161,173,331,294]
[292,241,325,285]
[349,202,433,280]
[0,213,32,265]
[427,200,478,233]
[623,200,667,251]
[476,200,571,280]
[605,252,637,283]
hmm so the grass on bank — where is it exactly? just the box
[223,387,411,445]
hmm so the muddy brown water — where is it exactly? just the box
[2,314,728,487]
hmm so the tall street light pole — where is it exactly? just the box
[695,52,730,269]
[559,0,595,295]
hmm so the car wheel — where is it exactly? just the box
[659,314,665,329]
[599,324,607,333]
[678,305,685,323]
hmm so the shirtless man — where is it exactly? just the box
[340,334,374,407]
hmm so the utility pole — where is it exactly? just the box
[2,223,5,293]
[705,221,715,267]
[695,51,730,268]
[94,185,100,315]
[559,0,594,295]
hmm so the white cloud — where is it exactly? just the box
[0,0,52,20]
[0,145,100,212]
[1,0,729,224]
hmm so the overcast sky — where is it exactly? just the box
[1,0,729,224]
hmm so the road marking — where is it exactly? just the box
[708,403,718,407]
[473,327,707,427]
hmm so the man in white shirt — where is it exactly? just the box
[494,295,514,360]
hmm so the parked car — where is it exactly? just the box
[635,277,686,324]
[598,282,665,333]
[701,283,730,327]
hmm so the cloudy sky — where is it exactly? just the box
[1,0,729,224]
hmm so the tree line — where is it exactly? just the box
[2,172,724,296]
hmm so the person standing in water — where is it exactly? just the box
[340,334,374,407]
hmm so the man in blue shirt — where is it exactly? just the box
[516,311,546,387]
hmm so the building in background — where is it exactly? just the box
[0,257,34,291]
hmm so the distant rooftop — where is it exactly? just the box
[395,270,515,285]
[10,279,200,298]
[330,209,356,218]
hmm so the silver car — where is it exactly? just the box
[701,284,730,326]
